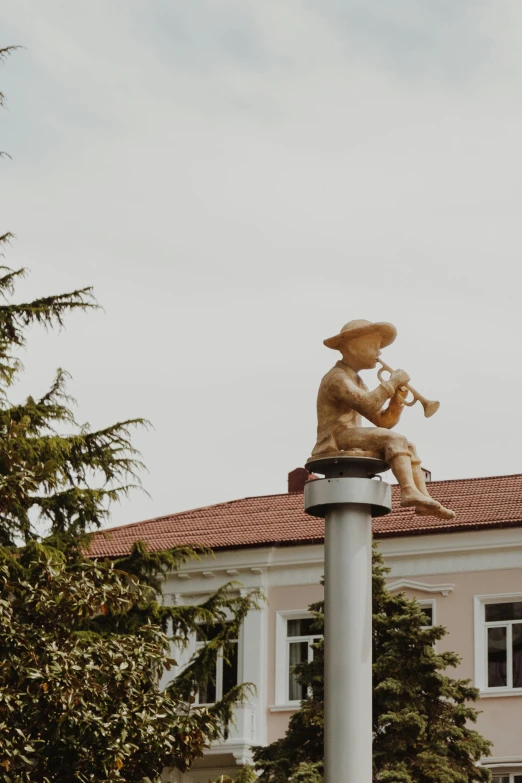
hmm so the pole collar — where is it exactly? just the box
[304,476,392,519]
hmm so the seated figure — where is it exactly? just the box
[311,319,454,520]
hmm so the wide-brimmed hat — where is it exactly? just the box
[323,319,397,351]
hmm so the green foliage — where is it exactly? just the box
[0,50,261,782]
[0,347,149,544]
[288,762,324,783]
[210,765,258,783]
[0,266,260,781]
[0,57,144,548]
[0,545,222,782]
[254,548,492,783]
[0,539,261,782]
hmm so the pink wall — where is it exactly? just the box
[266,584,324,743]
[403,568,522,758]
[263,569,522,758]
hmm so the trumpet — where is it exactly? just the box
[377,359,440,418]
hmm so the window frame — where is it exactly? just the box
[194,624,242,706]
[418,599,436,627]
[491,774,522,783]
[474,592,522,696]
[274,610,322,708]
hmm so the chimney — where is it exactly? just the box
[422,467,432,482]
[288,467,316,493]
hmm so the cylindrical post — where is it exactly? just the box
[324,503,373,783]
[304,456,391,783]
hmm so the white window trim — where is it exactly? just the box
[491,774,522,783]
[272,610,321,710]
[474,592,522,696]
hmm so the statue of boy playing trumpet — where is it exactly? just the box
[311,319,455,520]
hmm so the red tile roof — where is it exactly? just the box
[88,473,522,558]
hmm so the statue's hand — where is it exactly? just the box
[392,386,408,406]
[390,368,410,389]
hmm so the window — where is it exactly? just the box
[492,775,522,783]
[273,611,322,708]
[195,624,239,705]
[485,602,522,689]
[274,613,321,705]
[418,600,435,627]
[474,593,522,694]
[286,617,321,702]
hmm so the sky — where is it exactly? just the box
[2,0,522,530]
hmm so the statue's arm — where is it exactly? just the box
[372,393,405,429]
[332,377,407,428]
[332,376,392,422]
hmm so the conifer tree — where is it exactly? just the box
[0,47,259,782]
[253,548,492,783]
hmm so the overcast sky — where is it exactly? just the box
[2,0,522,529]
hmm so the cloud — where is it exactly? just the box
[2,0,522,527]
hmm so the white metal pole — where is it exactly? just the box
[324,502,373,783]
[304,457,391,783]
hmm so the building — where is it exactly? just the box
[90,469,522,782]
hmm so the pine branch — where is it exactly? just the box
[0,283,99,337]
[0,239,15,261]
[0,267,99,389]
[0,46,22,109]
[0,46,21,60]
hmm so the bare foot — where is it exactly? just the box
[401,487,455,519]
[400,487,441,512]
[416,504,455,520]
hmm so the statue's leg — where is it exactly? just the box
[387,453,444,514]
[406,442,455,518]
[408,442,430,498]
[383,436,455,519]
[335,428,455,520]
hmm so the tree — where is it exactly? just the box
[0,48,259,782]
[0,544,214,782]
[0,536,260,783]
[253,548,492,783]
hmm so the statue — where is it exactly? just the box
[310,319,455,520]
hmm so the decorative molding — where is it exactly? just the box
[387,579,455,596]
[204,741,253,760]
[164,525,522,592]
[479,754,522,767]
[479,688,522,699]
[233,749,254,766]
[381,526,522,558]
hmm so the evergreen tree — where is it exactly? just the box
[254,548,492,783]
[0,48,259,782]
